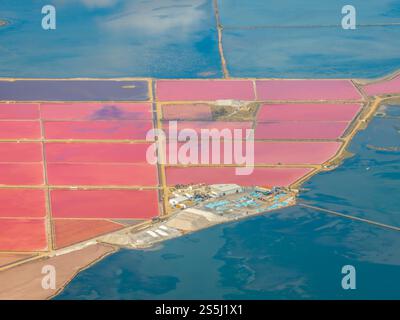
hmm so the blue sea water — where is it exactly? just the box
[0,0,399,299]
[55,209,400,299]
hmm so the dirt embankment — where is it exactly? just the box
[0,253,35,268]
[0,243,117,300]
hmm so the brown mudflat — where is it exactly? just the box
[0,243,116,300]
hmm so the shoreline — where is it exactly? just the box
[0,243,117,300]
[47,244,119,300]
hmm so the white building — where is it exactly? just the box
[210,184,243,197]
[215,99,245,108]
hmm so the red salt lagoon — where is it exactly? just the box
[44,120,152,140]
[165,141,340,165]
[0,219,47,251]
[53,219,124,249]
[0,99,160,250]
[0,163,44,185]
[362,74,400,96]
[0,121,41,139]
[255,121,349,140]
[257,103,362,122]
[0,103,39,119]
[253,141,341,164]
[163,121,253,139]
[0,189,46,218]
[0,142,42,162]
[256,80,362,101]
[45,142,152,163]
[157,80,255,101]
[40,102,152,120]
[51,189,159,219]
[162,104,213,120]
[46,163,158,186]
[166,166,312,187]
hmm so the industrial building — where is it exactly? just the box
[210,184,243,197]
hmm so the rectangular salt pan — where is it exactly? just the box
[166,167,312,187]
[157,80,255,101]
[50,189,159,219]
[256,80,362,101]
[41,103,152,120]
[255,122,349,140]
[0,80,149,101]
[257,103,361,122]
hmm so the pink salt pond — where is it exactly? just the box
[165,141,341,165]
[362,74,400,96]
[40,103,152,120]
[162,104,213,120]
[166,166,313,187]
[257,103,361,122]
[163,121,254,139]
[0,103,39,120]
[156,80,255,101]
[253,141,341,164]
[256,80,362,101]
[255,122,349,140]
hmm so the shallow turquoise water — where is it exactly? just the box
[219,0,400,78]
[56,105,400,300]
[223,26,400,78]
[0,0,222,78]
